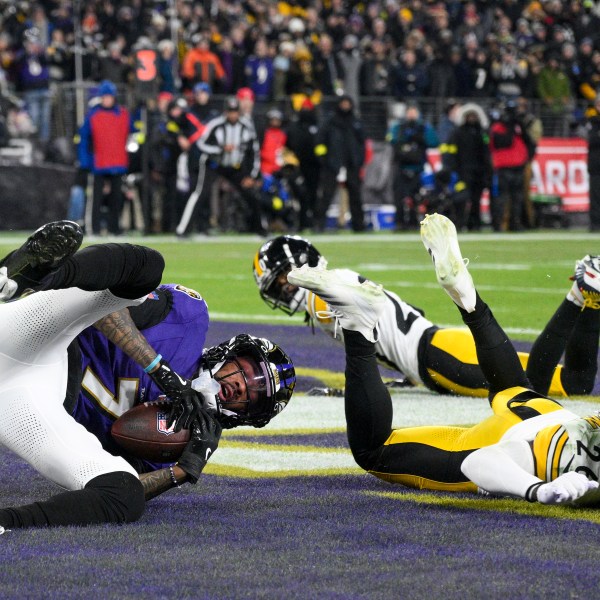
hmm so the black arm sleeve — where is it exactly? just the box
[40,243,165,299]
[128,287,173,329]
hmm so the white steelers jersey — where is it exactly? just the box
[305,286,434,384]
[532,414,600,484]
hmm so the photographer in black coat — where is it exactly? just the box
[442,103,492,231]
[388,104,439,230]
[285,99,321,230]
[314,95,366,232]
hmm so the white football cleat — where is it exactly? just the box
[573,254,600,310]
[420,213,476,313]
[287,265,385,343]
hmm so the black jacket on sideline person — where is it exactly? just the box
[314,95,366,232]
[315,103,365,173]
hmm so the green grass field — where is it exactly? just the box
[2,228,596,341]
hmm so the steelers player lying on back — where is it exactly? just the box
[286,213,600,505]
[0,223,295,530]
[254,235,600,399]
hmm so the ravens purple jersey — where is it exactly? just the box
[70,284,209,469]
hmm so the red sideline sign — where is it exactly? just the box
[428,137,589,213]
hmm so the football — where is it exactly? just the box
[111,400,190,462]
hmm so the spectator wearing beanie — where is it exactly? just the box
[79,80,132,235]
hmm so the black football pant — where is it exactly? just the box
[344,293,530,472]
[526,298,599,396]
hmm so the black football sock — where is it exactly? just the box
[561,306,600,395]
[526,298,580,395]
[0,472,144,529]
[343,329,393,470]
[458,293,530,396]
[39,243,164,299]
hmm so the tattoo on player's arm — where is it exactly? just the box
[140,468,178,500]
[94,309,157,368]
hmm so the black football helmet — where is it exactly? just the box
[253,235,327,315]
[201,334,296,429]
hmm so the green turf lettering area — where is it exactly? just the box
[1,230,600,597]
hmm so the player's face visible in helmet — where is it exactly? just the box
[214,355,266,415]
[203,333,295,428]
[268,269,300,309]
[254,236,326,315]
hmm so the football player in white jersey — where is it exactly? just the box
[0,223,224,531]
[254,235,600,399]
[0,222,296,531]
[286,213,600,505]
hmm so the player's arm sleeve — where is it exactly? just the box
[460,439,541,500]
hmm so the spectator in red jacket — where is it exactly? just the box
[78,80,132,235]
[488,100,532,232]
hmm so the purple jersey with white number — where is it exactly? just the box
[71,283,209,466]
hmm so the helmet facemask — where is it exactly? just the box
[253,235,327,315]
[202,334,295,428]
[260,264,307,315]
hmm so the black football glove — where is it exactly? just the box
[178,409,222,483]
[149,359,204,432]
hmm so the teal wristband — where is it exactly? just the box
[144,354,162,373]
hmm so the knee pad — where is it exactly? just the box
[350,446,383,472]
[85,471,145,524]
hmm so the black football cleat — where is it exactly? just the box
[0,220,84,297]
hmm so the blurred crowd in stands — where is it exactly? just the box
[1,0,600,234]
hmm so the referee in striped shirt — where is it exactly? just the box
[176,96,266,237]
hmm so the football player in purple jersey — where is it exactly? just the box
[0,222,295,531]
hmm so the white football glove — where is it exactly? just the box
[0,267,18,301]
[537,472,599,505]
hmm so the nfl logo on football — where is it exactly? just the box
[157,411,175,436]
